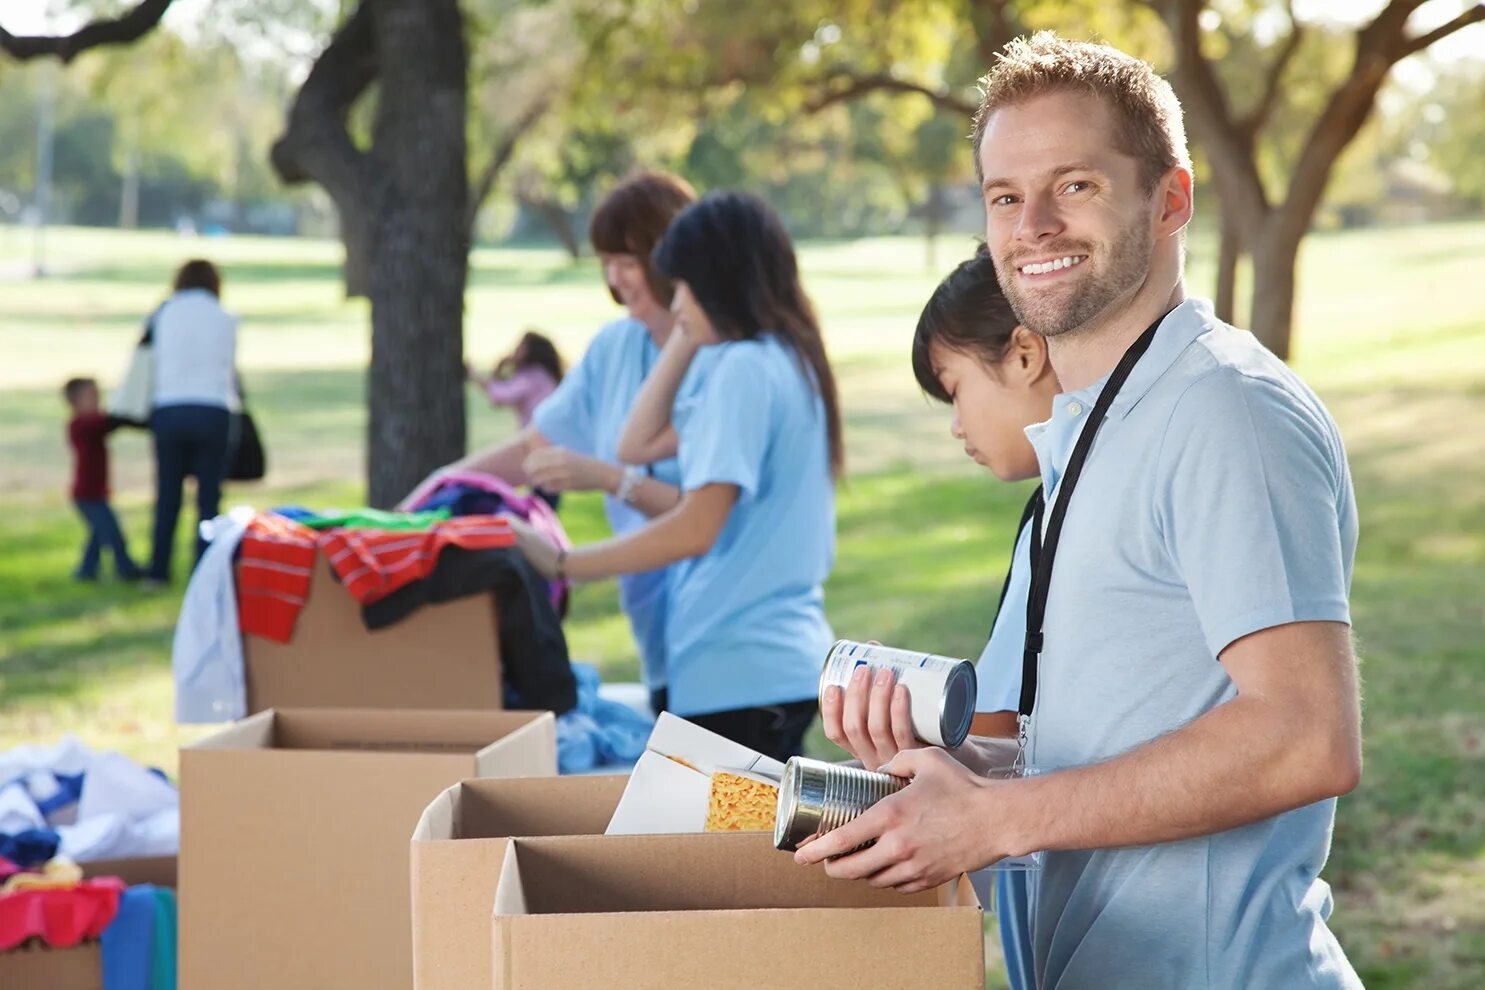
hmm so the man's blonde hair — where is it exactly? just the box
[973,32,1192,193]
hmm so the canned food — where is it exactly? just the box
[773,756,908,852]
[819,640,977,748]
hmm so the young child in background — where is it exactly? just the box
[468,330,565,430]
[62,377,143,582]
[820,246,1059,990]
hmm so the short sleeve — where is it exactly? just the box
[532,336,604,456]
[677,347,770,499]
[1155,370,1352,657]
[975,522,1033,712]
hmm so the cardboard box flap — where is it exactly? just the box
[473,714,556,779]
[414,775,628,843]
[413,782,461,844]
[183,709,275,751]
[495,833,953,915]
[272,708,546,754]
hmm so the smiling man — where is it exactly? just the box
[799,34,1363,989]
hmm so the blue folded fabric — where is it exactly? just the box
[0,827,61,867]
[102,884,157,990]
[556,663,653,773]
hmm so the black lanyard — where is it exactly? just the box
[1016,314,1167,753]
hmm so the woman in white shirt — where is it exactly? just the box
[146,259,238,582]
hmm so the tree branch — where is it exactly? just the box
[270,0,383,298]
[1241,9,1304,134]
[1397,3,1485,59]
[1154,0,1270,238]
[1280,0,1479,242]
[0,0,175,63]
[270,1,378,203]
[466,96,552,234]
[805,71,977,119]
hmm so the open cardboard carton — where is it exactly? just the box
[410,774,628,990]
[242,555,506,713]
[606,712,784,835]
[0,856,178,990]
[490,832,985,989]
[181,707,555,990]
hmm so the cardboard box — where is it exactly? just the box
[0,856,178,990]
[410,775,628,990]
[490,833,985,989]
[181,708,556,990]
[242,556,505,712]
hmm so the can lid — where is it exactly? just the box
[773,757,827,851]
[938,661,977,749]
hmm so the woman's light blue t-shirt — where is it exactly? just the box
[664,334,836,716]
[531,316,678,691]
[976,519,1032,712]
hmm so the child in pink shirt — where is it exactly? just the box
[468,331,563,428]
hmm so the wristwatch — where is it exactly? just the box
[616,464,645,505]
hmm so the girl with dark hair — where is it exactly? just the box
[508,191,842,760]
[819,245,1057,990]
[405,170,697,703]
[467,330,565,430]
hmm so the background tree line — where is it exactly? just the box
[3,0,1481,503]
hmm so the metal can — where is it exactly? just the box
[819,639,977,748]
[773,756,908,852]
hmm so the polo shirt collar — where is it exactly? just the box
[1106,297,1217,421]
[1024,297,1218,497]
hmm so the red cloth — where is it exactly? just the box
[237,514,319,643]
[236,514,516,642]
[67,412,111,500]
[0,878,123,950]
[320,516,515,605]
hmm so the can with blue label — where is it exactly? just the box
[819,640,977,748]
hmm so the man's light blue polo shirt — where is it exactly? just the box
[1023,298,1361,989]
[532,316,680,691]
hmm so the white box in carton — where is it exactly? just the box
[605,712,785,835]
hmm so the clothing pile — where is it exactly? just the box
[173,496,577,723]
[0,739,178,989]
[0,738,178,865]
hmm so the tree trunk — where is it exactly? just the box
[1214,203,1242,324]
[523,193,581,259]
[924,181,944,272]
[1249,224,1301,361]
[364,0,469,507]
[118,147,140,229]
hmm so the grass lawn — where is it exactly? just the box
[2,219,1483,987]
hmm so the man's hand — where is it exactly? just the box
[523,446,620,494]
[505,516,562,579]
[821,664,922,769]
[793,748,1010,894]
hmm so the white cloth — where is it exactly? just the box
[151,289,238,409]
[0,782,47,834]
[172,508,255,722]
[0,738,181,862]
[58,752,180,862]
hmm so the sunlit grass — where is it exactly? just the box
[1,220,1483,986]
